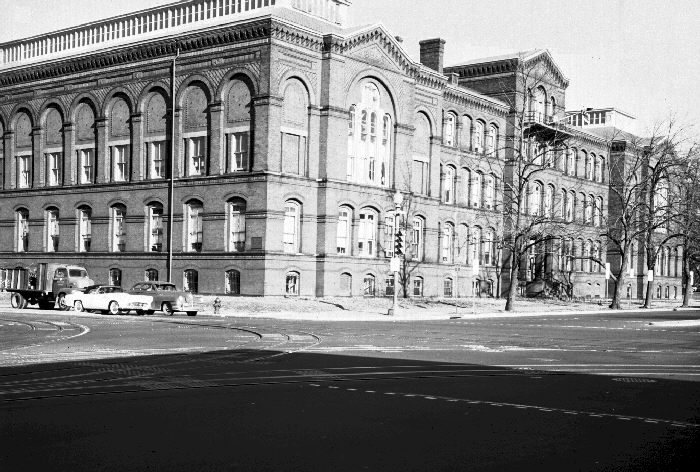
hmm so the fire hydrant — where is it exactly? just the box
[213,297,222,314]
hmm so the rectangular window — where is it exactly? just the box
[113,209,126,252]
[78,149,94,184]
[412,160,428,195]
[47,212,59,252]
[385,276,395,296]
[188,207,203,252]
[186,137,206,176]
[227,132,249,172]
[283,205,299,254]
[111,145,127,182]
[358,213,376,256]
[149,207,163,252]
[384,216,395,258]
[47,152,61,186]
[230,211,245,252]
[79,211,92,252]
[149,141,166,179]
[281,133,306,175]
[413,278,423,297]
[18,155,31,188]
[337,209,350,254]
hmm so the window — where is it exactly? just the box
[340,273,352,297]
[363,275,376,297]
[567,148,575,176]
[78,206,92,252]
[78,149,94,184]
[412,159,429,195]
[411,217,425,261]
[337,207,352,254]
[413,277,423,297]
[111,205,126,252]
[544,185,554,217]
[585,152,593,180]
[186,200,203,252]
[282,79,309,177]
[17,155,31,188]
[442,166,455,204]
[444,113,456,146]
[529,182,542,216]
[148,141,166,179]
[16,209,29,252]
[441,223,454,263]
[285,272,300,296]
[46,208,59,252]
[226,270,241,295]
[358,209,377,257]
[228,199,246,252]
[47,152,61,186]
[385,275,395,296]
[384,215,395,258]
[566,191,575,222]
[109,268,122,286]
[472,226,482,264]
[483,175,496,211]
[462,116,473,150]
[184,269,199,293]
[227,132,249,172]
[283,201,301,254]
[474,121,485,152]
[145,269,159,281]
[487,124,497,155]
[471,172,482,208]
[585,195,594,225]
[483,228,496,266]
[111,145,127,181]
[443,278,453,298]
[148,204,163,252]
[186,137,206,176]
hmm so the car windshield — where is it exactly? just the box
[102,287,122,293]
[156,284,177,291]
[69,269,88,277]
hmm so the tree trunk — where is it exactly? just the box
[643,279,653,309]
[681,255,691,308]
[609,274,624,310]
[505,254,520,312]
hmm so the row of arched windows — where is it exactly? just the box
[655,246,683,278]
[522,183,604,226]
[440,165,498,210]
[557,238,604,273]
[442,112,500,156]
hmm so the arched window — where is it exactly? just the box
[147,202,163,252]
[363,274,376,297]
[358,208,378,257]
[484,174,496,210]
[413,276,424,297]
[586,153,594,180]
[443,278,454,297]
[567,191,576,222]
[226,269,241,295]
[441,222,454,263]
[111,204,127,252]
[145,268,159,281]
[470,171,482,208]
[458,224,470,265]
[227,198,246,252]
[46,207,59,252]
[74,102,96,185]
[584,195,593,224]
[531,87,546,122]
[472,226,482,264]
[225,78,252,173]
[412,113,431,195]
[444,112,456,147]
[594,196,603,226]
[544,185,554,217]
[286,271,300,296]
[347,81,392,186]
[283,200,302,254]
[442,165,455,204]
[183,84,209,177]
[598,157,605,182]
[16,209,29,252]
[529,182,542,216]
[186,200,204,253]
[336,206,352,254]
[77,206,92,252]
[487,124,498,155]
[483,228,496,266]
[567,148,576,176]
[550,96,557,120]
[108,96,131,183]
[184,269,199,293]
[578,192,587,223]
[462,115,473,151]
[584,240,592,272]
[411,216,425,261]
[145,90,168,180]
[474,121,485,152]
[44,107,64,187]
[109,268,122,286]
[339,273,352,297]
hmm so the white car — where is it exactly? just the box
[65,285,153,315]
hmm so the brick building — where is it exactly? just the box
[0,0,682,299]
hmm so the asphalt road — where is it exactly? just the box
[1,307,698,471]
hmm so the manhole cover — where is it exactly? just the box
[612,377,657,383]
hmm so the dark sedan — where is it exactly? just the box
[129,282,198,316]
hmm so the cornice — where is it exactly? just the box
[443,86,508,117]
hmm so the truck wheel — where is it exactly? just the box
[162,302,174,316]
[11,293,26,309]
[74,300,85,312]
[108,301,121,315]
[57,294,69,311]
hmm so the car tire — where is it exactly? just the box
[11,293,26,309]
[186,311,197,317]
[162,302,174,316]
[57,293,69,311]
[108,301,121,315]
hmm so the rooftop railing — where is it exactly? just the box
[0,0,350,71]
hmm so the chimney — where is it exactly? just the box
[419,38,446,74]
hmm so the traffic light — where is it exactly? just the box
[394,230,404,256]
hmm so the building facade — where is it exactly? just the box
[0,0,682,299]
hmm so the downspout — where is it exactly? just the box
[167,45,180,283]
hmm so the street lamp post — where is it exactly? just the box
[388,190,404,316]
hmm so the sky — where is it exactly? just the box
[1,0,698,135]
